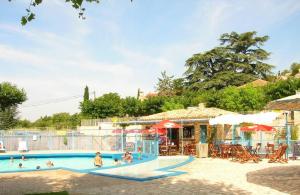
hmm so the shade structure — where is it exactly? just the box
[209,112,280,125]
[112,129,142,134]
[240,124,276,132]
[142,128,167,135]
[151,120,182,129]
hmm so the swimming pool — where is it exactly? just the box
[0,153,152,173]
[0,153,194,181]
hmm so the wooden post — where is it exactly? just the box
[194,122,200,143]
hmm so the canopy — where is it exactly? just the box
[151,120,182,129]
[240,124,276,132]
[209,112,280,125]
[142,128,167,135]
[112,129,142,134]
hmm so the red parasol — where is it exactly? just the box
[240,124,276,132]
[151,120,182,129]
[142,128,167,135]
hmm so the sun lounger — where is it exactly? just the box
[18,140,28,152]
[0,141,6,153]
[268,144,288,163]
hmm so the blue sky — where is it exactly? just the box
[1,0,300,120]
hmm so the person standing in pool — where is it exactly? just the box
[10,156,14,163]
[137,147,142,160]
[94,152,103,167]
[21,155,26,161]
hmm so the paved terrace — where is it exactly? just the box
[0,156,299,195]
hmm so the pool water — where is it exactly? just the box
[0,157,121,172]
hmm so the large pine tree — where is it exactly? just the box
[185,31,273,90]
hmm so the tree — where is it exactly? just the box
[161,99,184,112]
[8,0,132,25]
[83,86,89,102]
[0,82,27,111]
[185,31,273,90]
[207,86,267,112]
[264,78,300,101]
[290,62,300,76]
[122,97,140,117]
[156,71,175,96]
[0,82,26,130]
[0,107,19,130]
[90,93,123,118]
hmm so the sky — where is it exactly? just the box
[0,0,300,121]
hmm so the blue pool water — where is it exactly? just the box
[0,157,120,172]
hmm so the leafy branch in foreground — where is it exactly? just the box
[8,0,100,25]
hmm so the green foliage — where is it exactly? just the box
[161,99,184,112]
[0,82,26,130]
[290,62,300,76]
[20,113,81,130]
[12,0,108,25]
[63,136,68,145]
[291,126,299,140]
[0,82,27,111]
[25,191,69,195]
[121,97,140,117]
[207,86,267,112]
[185,31,273,90]
[16,119,32,128]
[244,132,252,140]
[139,96,165,115]
[264,78,300,101]
[83,86,89,102]
[0,107,18,130]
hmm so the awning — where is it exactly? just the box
[151,120,182,129]
[209,112,280,125]
[240,124,276,132]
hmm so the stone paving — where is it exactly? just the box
[0,158,299,195]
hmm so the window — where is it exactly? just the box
[183,126,194,138]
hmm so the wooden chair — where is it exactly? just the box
[209,143,219,158]
[268,144,288,163]
[220,144,230,158]
[265,143,275,158]
[159,145,168,156]
[235,145,259,163]
[169,145,177,155]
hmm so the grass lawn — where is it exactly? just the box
[25,191,69,195]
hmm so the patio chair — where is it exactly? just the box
[169,145,177,155]
[235,145,259,163]
[18,140,28,152]
[0,141,6,153]
[187,144,196,156]
[251,143,261,156]
[220,144,230,159]
[265,143,275,158]
[159,145,168,156]
[268,144,288,163]
[209,143,219,158]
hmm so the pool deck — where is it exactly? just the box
[0,156,299,195]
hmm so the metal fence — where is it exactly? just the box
[0,133,159,156]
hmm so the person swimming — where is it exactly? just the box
[36,165,41,170]
[46,160,54,167]
[114,158,121,166]
[94,152,103,167]
[122,151,133,163]
[18,163,22,168]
